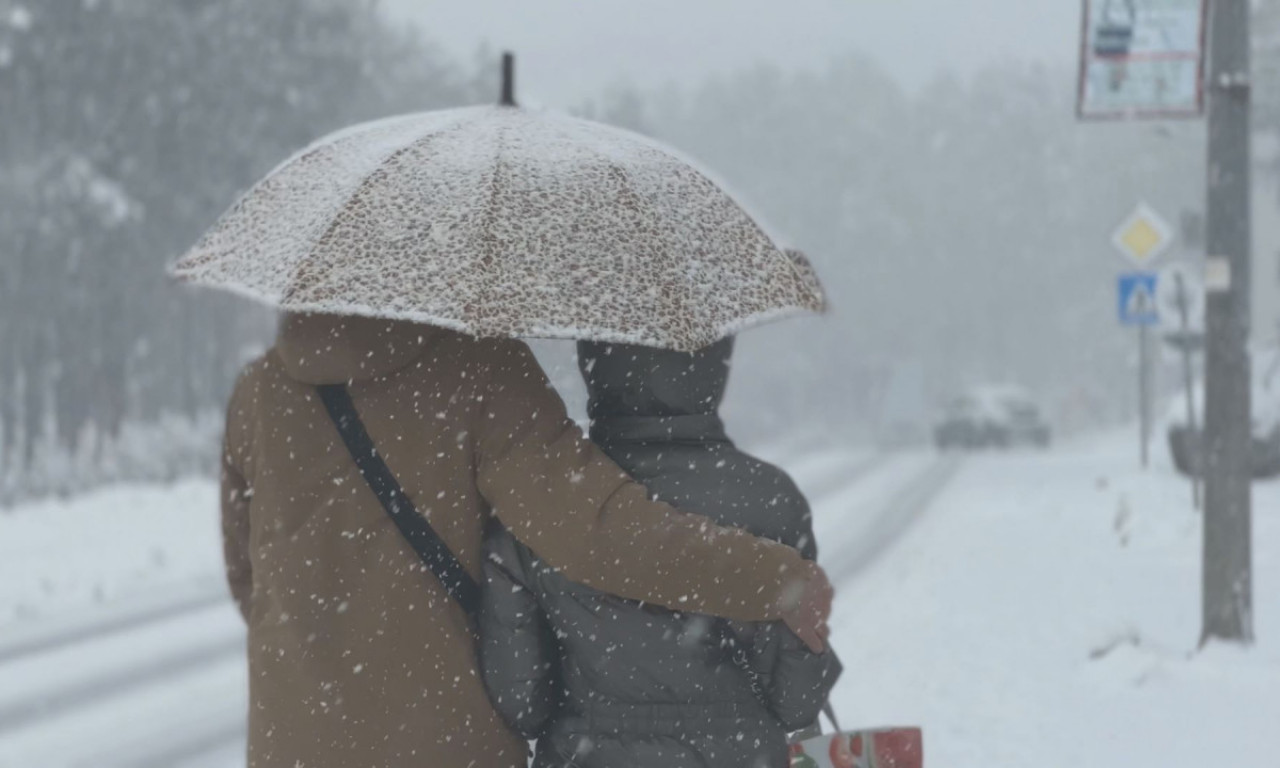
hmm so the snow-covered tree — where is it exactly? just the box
[0,0,484,498]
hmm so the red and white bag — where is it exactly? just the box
[712,621,924,768]
[789,726,923,768]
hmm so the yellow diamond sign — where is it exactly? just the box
[1112,203,1174,267]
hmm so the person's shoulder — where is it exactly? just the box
[226,350,277,410]
[223,352,276,460]
[237,349,275,383]
[727,449,809,506]
[725,449,813,527]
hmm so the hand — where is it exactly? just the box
[779,562,833,653]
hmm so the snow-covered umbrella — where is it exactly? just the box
[170,64,824,352]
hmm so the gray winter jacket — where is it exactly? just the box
[478,339,841,768]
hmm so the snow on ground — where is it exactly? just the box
[0,432,1276,767]
[0,479,225,626]
[822,433,1280,768]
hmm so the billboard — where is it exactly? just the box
[1077,0,1207,120]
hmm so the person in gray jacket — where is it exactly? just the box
[478,338,841,768]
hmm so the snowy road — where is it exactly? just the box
[0,594,247,767]
[0,447,952,767]
[6,438,1271,767]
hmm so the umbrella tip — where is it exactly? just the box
[500,51,517,107]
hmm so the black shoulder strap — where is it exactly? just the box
[317,384,481,617]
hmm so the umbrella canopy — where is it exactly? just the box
[170,105,825,352]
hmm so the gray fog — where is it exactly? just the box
[381,0,1077,106]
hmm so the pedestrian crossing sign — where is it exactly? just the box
[1118,272,1159,326]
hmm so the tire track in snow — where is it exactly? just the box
[802,453,889,500]
[100,719,247,768]
[0,654,247,768]
[0,580,230,665]
[0,635,243,733]
[825,454,965,586]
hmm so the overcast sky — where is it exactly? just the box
[381,0,1081,107]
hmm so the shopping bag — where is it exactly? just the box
[789,726,923,768]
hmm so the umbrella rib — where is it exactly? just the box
[600,158,693,342]
[285,116,479,303]
[667,161,822,313]
[468,118,510,325]
[174,114,442,280]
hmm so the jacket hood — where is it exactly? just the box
[577,338,734,420]
[274,312,435,385]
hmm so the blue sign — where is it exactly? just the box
[1118,272,1159,326]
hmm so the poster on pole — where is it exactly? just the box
[1077,0,1207,120]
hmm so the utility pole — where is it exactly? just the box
[1201,0,1253,645]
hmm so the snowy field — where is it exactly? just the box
[0,434,1276,767]
[825,436,1280,768]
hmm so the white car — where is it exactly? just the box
[1166,345,1280,478]
[934,386,1052,450]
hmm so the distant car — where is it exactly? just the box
[1167,345,1280,479]
[934,387,1051,450]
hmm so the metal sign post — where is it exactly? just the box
[1113,201,1171,468]
[1140,323,1153,468]
[1156,262,1206,506]
[1118,272,1160,466]
[1172,273,1202,508]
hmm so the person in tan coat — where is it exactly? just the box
[221,312,832,768]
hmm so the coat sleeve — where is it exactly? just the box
[754,622,842,731]
[473,340,812,623]
[220,375,254,623]
[477,530,559,739]
[790,486,818,562]
[750,488,835,730]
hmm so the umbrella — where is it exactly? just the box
[171,65,824,352]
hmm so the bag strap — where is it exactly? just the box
[822,701,842,734]
[713,619,842,735]
[711,619,768,705]
[317,384,481,617]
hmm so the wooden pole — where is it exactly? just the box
[500,52,516,107]
[1201,0,1253,645]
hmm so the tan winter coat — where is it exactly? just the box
[221,313,812,768]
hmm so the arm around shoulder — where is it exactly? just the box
[472,339,813,623]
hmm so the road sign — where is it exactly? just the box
[1078,0,1207,120]
[1112,203,1174,267]
[1155,261,1205,331]
[1118,272,1159,325]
